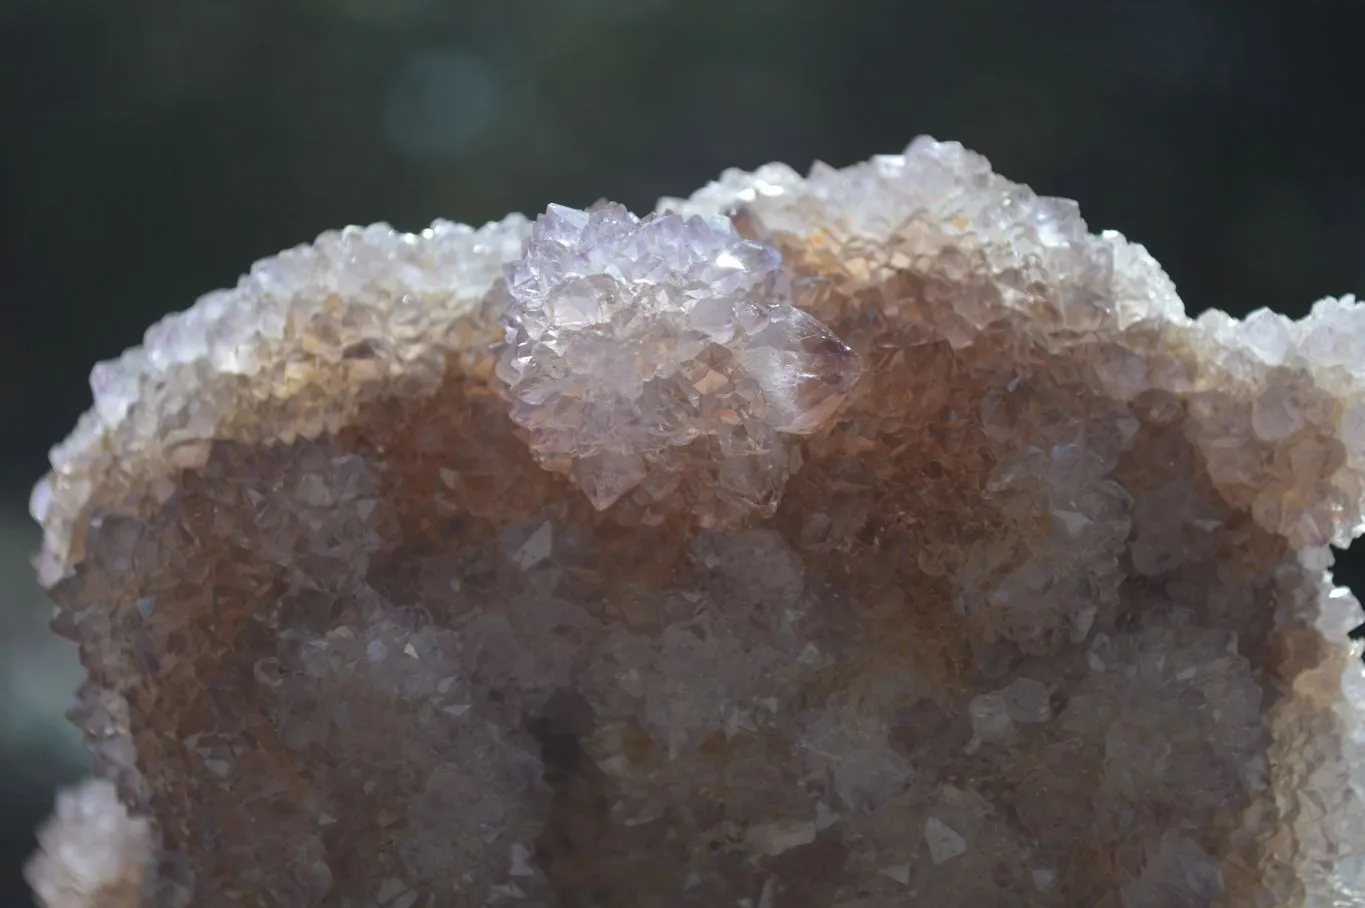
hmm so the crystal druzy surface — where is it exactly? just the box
[25,138,1365,907]
[493,201,860,522]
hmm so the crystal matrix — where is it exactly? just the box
[25,138,1365,907]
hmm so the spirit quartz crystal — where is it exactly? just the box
[23,137,1365,907]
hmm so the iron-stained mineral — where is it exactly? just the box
[26,138,1365,907]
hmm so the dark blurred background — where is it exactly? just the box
[1,0,1363,904]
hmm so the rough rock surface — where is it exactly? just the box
[26,138,1365,907]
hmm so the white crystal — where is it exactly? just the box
[24,780,152,908]
[492,202,860,518]
[511,521,553,571]
[32,213,533,587]
[1251,384,1306,441]
[924,817,967,865]
[659,162,804,219]
[1239,307,1294,365]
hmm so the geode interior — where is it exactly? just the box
[24,138,1365,908]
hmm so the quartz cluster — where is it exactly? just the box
[493,202,860,524]
[25,137,1365,908]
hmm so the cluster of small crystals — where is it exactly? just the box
[29,214,531,587]
[25,779,153,908]
[491,202,860,525]
[26,137,1365,908]
[664,137,1365,550]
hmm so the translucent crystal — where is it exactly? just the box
[924,817,968,865]
[25,780,153,908]
[492,202,860,523]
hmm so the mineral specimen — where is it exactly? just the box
[25,137,1365,908]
